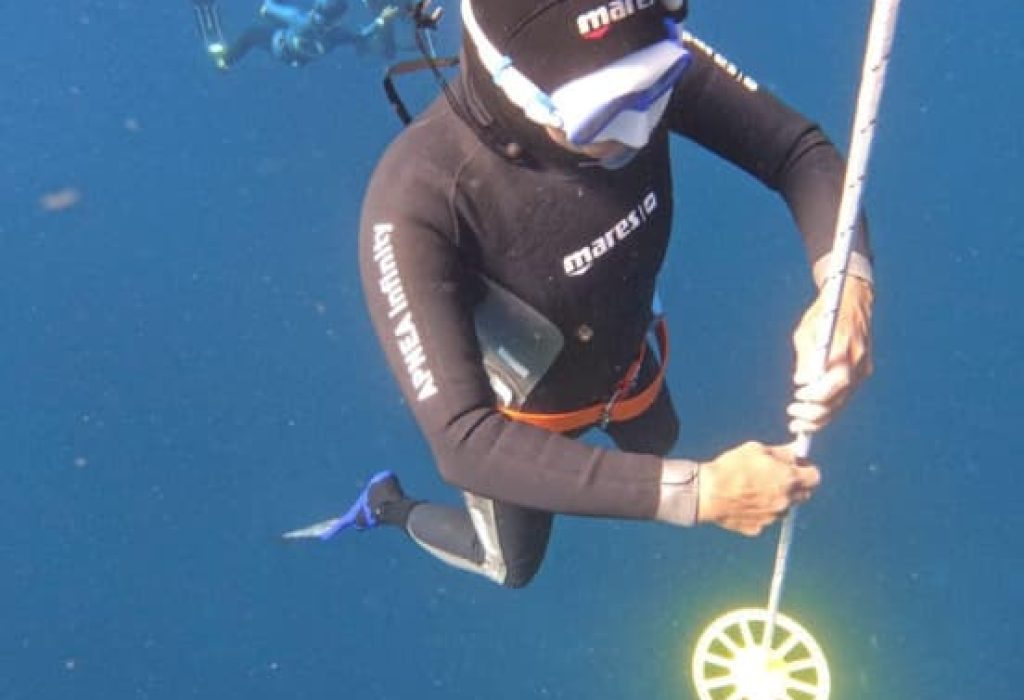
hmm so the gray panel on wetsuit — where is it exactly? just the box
[473,276,564,408]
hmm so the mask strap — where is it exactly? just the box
[461,0,563,129]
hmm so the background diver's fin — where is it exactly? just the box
[193,0,227,49]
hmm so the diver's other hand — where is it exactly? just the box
[697,442,820,537]
[789,275,874,434]
[377,5,400,24]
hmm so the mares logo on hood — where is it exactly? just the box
[577,0,658,40]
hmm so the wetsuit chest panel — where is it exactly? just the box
[456,133,675,408]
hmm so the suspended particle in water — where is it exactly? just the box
[39,188,82,212]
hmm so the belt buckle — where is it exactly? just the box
[599,387,624,430]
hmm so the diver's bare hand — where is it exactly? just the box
[697,441,820,536]
[377,5,400,23]
[789,275,874,434]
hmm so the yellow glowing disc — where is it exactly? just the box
[691,608,830,700]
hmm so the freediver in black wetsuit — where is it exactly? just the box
[285,0,877,589]
[191,0,411,70]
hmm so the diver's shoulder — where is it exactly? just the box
[372,98,479,187]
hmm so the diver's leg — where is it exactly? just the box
[604,354,680,457]
[375,483,553,588]
[216,23,277,67]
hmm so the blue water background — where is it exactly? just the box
[2,2,1021,698]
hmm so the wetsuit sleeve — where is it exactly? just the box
[323,24,361,47]
[666,37,871,268]
[358,135,664,520]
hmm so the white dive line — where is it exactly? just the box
[764,0,903,644]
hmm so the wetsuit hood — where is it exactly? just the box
[456,39,584,169]
[468,0,687,92]
[454,0,688,167]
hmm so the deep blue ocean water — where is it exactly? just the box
[3,2,1021,699]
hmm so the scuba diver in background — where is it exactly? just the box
[192,0,415,70]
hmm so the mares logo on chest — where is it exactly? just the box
[373,222,438,402]
[562,190,658,277]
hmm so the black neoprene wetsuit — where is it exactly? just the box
[357,35,870,586]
